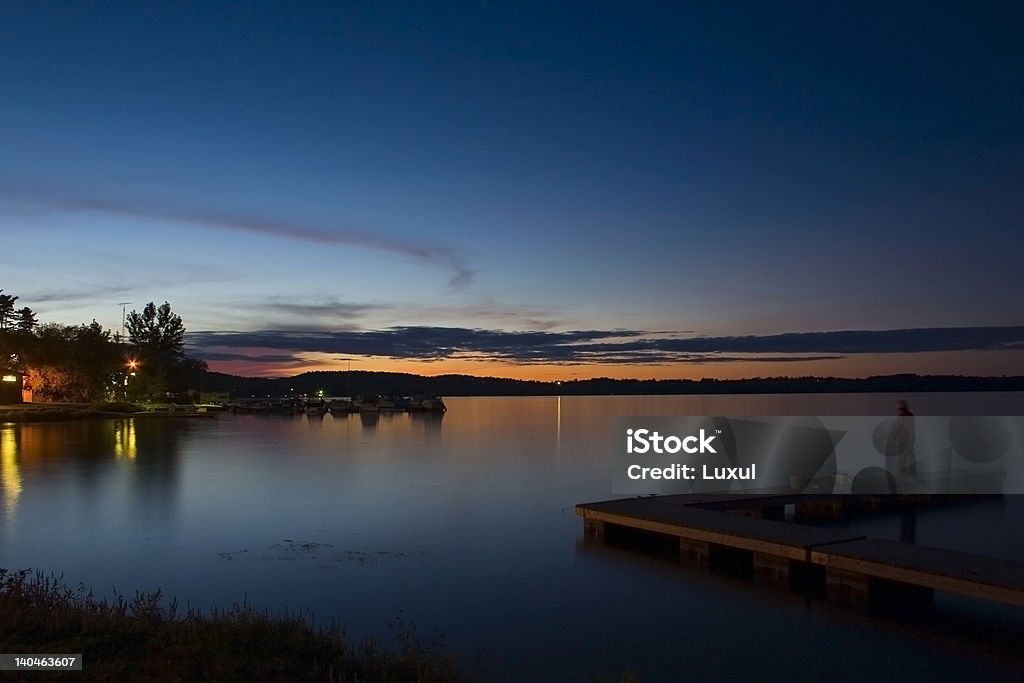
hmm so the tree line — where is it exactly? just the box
[201,369,1024,399]
[0,290,205,403]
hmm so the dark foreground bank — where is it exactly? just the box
[0,569,469,682]
[0,570,637,682]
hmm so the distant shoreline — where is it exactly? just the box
[5,376,1024,423]
[197,370,1024,399]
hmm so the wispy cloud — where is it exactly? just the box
[394,301,570,331]
[187,325,1024,367]
[1,184,475,288]
[234,298,385,329]
[20,284,132,304]
[630,327,1024,355]
[197,351,305,364]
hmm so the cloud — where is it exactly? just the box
[1,185,475,288]
[196,351,304,363]
[186,325,1024,366]
[231,299,384,329]
[399,302,571,331]
[18,284,132,304]
[189,327,642,361]
[625,327,1024,355]
[247,300,382,318]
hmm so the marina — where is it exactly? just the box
[223,394,448,416]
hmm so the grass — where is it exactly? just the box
[0,569,471,682]
[0,569,645,682]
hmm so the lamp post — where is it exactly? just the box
[125,359,138,401]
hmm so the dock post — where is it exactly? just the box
[584,519,605,541]
[679,538,710,566]
[826,567,871,608]
[753,552,791,588]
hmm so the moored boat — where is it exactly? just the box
[356,394,380,413]
[419,396,447,412]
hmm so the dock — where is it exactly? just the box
[576,494,1024,611]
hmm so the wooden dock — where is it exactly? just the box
[576,494,1024,610]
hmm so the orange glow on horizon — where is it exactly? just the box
[203,349,1024,382]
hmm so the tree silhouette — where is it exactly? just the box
[0,290,18,330]
[22,321,121,401]
[125,301,187,397]
[15,307,37,333]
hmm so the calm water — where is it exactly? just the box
[3,393,1024,681]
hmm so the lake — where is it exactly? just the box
[3,393,1024,681]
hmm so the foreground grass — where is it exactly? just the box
[0,569,469,682]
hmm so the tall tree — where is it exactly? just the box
[125,301,187,396]
[15,306,37,333]
[0,290,18,330]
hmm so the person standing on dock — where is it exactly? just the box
[890,400,917,477]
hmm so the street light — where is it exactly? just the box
[125,359,139,401]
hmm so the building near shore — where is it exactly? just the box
[1,368,24,404]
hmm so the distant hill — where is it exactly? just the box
[195,370,1024,398]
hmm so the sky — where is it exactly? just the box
[1,1,1022,380]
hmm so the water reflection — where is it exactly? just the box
[306,412,326,431]
[113,419,137,459]
[123,420,189,523]
[1,426,21,527]
[409,410,444,435]
[1,419,192,528]
[556,395,562,456]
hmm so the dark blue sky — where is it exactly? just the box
[2,1,1022,378]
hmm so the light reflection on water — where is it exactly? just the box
[1,426,21,527]
[1,393,1024,681]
